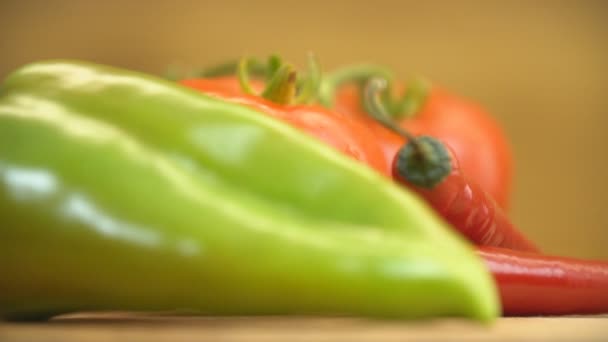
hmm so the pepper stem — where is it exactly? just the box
[392,78,431,119]
[237,54,321,105]
[364,79,418,142]
[295,53,322,104]
[237,57,257,95]
[395,136,452,188]
[320,64,430,120]
[261,65,297,105]
[364,78,451,188]
[319,64,394,107]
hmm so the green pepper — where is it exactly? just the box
[0,61,498,321]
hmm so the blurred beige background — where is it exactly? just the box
[1,1,607,258]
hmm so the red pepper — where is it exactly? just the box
[359,79,538,252]
[394,146,539,252]
[478,246,608,315]
[390,132,608,315]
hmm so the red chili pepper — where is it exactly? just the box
[362,79,538,252]
[477,246,608,315]
[395,148,539,253]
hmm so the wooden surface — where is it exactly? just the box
[1,313,607,342]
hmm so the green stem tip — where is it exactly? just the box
[364,78,451,188]
[237,54,321,105]
[320,64,430,120]
[395,136,452,188]
[392,78,431,119]
[319,64,394,108]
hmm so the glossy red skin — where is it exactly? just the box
[394,146,539,253]
[335,84,513,211]
[478,246,608,315]
[181,77,608,315]
[181,78,389,176]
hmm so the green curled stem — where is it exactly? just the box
[266,55,283,77]
[295,53,322,104]
[261,64,297,105]
[237,57,256,95]
[392,78,431,119]
[198,57,269,79]
[365,78,451,188]
[238,54,321,105]
[363,78,417,142]
[165,58,268,81]
[195,60,241,78]
[319,63,430,121]
[319,64,394,107]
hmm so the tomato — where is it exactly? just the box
[333,84,513,211]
